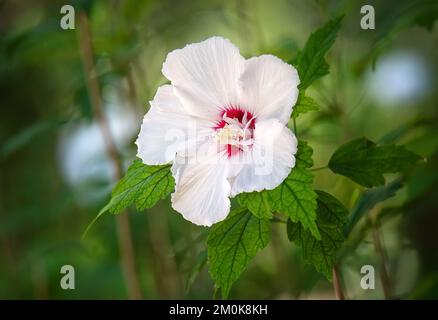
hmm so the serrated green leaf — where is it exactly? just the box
[295,140,314,169]
[287,190,348,280]
[86,160,174,238]
[234,141,313,216]
[292,94,320,118]
[108,159,174,213]
[234,141,318,238]
[329,138,421,187]
[236,192,272,219]
[270,140,319,238]
[207,208,270,299]
[270,166,320,239]
[296,15,344,89]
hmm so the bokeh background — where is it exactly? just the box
[0,0,437,299]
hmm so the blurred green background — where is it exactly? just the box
[0,0,437,299]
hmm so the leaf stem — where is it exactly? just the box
[311,165,328,172]
[81,202,111,241]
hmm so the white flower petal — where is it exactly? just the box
[239,55,300,124]
[171,145,231,226]
[162,36,245,119]
[136,85,213,165]
[230,119,297,196]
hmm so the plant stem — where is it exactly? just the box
[332,264,345,300]
[125,66,144,116]
[147,207,182,298]
[124,59,182,299]
[77,11,142,300]
[271,224,294,294]
[271,216,287,224]
[372,221,391,299]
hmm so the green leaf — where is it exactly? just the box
[287,190,348,280]
[234,141,319,238]
[328,138,421,187]
[344,178,403,237]
[88,160,174,236]
[207,208,270,298]
[292,94,320,118]
[270,166,320,239]
[268,140,319,238]
[108,159,174,213]
[295,15,344,89]
[236,192,272,219]
[295,140,314,169]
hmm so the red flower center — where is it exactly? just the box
[214,107,255,157]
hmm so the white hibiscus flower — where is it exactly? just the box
[136,36,300,226]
